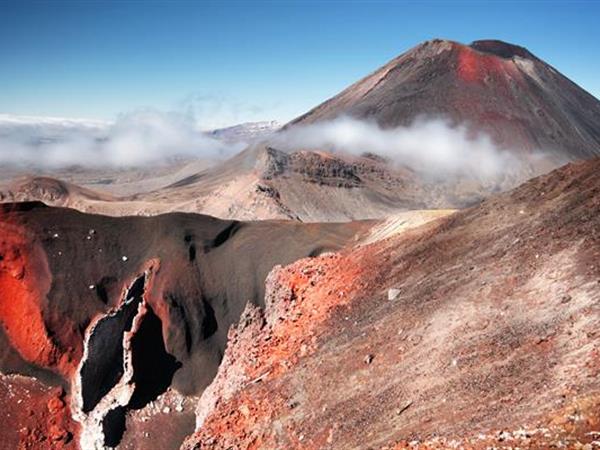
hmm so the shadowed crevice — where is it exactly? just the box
[128,305,181,410]
[102,406,127,448]
[210,221,242,249]
[79,275,145,413]
[201,299,218,339]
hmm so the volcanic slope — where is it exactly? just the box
[0,204,371,449]
[289,39,600,160]
[134,144,471,221]
[182,157,600,450]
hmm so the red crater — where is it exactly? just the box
[0,208,77,378]
[456,44,517,84]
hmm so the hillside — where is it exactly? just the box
[183,158,600,449]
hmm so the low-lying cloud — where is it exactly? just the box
[0,110,245,168]
[272,116,523,179]
[0,111,529,179]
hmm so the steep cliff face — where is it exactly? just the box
[183,158,600,449]
[289,39,600,160]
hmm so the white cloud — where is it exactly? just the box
[0,110,245,168]
[271,116,526,179]
[0,111,539,180]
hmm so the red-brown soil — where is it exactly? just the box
[0,374,79,449]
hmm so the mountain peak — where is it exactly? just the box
[288,38,600,159]
[469,39,535,60]
[412,38,536,61]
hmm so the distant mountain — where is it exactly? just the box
[289,39,600,160]
[209,121,281,143]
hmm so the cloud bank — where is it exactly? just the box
[0,110,245,168]
[272,116,523,179]
[0,111,527,179]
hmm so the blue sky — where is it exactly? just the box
[1,0,599,128]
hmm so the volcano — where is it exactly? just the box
[289,39,600,160]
